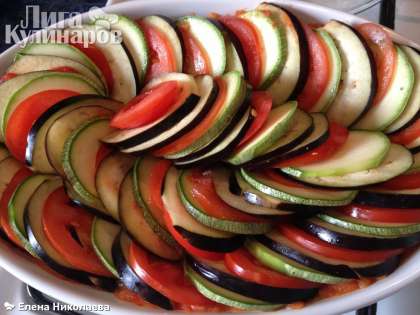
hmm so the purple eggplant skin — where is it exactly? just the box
[354,190,420,209]
[187,255,318,304]
[298,219,420,250]
[174,226,244,252]
[111,232,173,310]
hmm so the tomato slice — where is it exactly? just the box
[5,90,79,162]
[0,72,18,83]
[225,249,318,289]
[0,167,32,247]
[375,171,420,190]
[183,169,266,222]
[114,287,155,308]
[237,91,272,147]
[42,188,111,276]
[274,122,349,168]
[128,241,218,306]
[50,66,79,74]
[218,15,263,88]
[177,23,211,75]
[297,23,329,111]
[163,212,224,261]
[356,23,397,106]
[70,42,114,93]
[154,77,228,156]
[279,224,401,262]
[110,80,181,129]
[390,118,420,145]
[338,204,420,224]
[95,145,113,170]
[138,20,177,80]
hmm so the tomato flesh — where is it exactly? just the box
[356,23,397,106]
[184,169,266,222]
[274,122,349,168]
[297,23,329,111]
[0,167,32,247]
[128,240,217,306]
[42,188,111,276]
[279,224,401,262]
[138,20,177,80]
[154,77,228,156]
[70,42,114,93]
[225,249,318,288]
[390,119,420,145]
[0,72,18,83]
[338,204,420,224]
[178,23,211,75]
[375,171,420,190]
[110,80,181,129]
[218,15,262,88]
[237,91,272,147]
[6,90,79,162]
[95,145,113,171]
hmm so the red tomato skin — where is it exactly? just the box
[6,90,79,162]
[356,23,397,106]
[274,122,349,168]
[224,249,318,289]
[42,188,112,276]
[279,224,401,262]
[237,91,272,147]
[110,81,181,129]
[390,118,420,145]
[338,204,420,224]
[0,167,32,247]
[297,23,329,111]
[138,20,177,80]
[0,72,18,83]
[128,241,218,306]
[70,42,114,93]
[218,15,263,88]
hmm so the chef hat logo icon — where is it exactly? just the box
[88,7,119,30]
[3,302,15,311]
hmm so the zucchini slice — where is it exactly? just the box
[95,153,135,221]
[177,16,226,76]
[386,46,420,133]
[16,42,105,87]
[282,131,390,178]
[0,145,10,163]
[240,169,356,206]
[257,3,306,105]
[246,240,344,284]
[238,10,286,89]
[212,168,293,216]
[46,105,113,176]
[62,118,114,212]
[8,174,53,255]
[324,21,376,127]
[120,75,214,153]
[174,106,251,168]
[91,217,121,277]
[27,95,120,174]
[353,46,414,130]
[246,109,313,167]
[228,101,297,165]
[185,264,282,311]
[1,72,102,138]
[119,171,182,261]
[284,144,413,188]
[7,55,106,94]
[103,73,199,148]
[140,15,183,73]
[178,169,273,234]
[310,29,342,112]
[93,15,149,88]
[133,156,178,247]
[162,71,247,159]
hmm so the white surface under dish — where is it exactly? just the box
[0,1,419,315]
